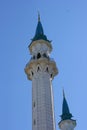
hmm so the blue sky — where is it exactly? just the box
[0,0,87,130]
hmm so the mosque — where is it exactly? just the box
[25,14,76,130]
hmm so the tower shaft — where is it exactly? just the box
[32,69,55,130]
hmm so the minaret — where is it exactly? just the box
[58,90,76,130]
[25,14,58,130]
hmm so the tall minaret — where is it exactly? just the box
[58,90,76,130]
[25,14,58,130]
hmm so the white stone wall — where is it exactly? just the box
[31,43,50,56]
[59,120,76,130]
[32,70,55,130]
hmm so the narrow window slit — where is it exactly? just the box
[46,67,49,72]
[37,53,41,59]
[37,66,40,72]
[51,74,53,78]
[33,102,35,107]
[31,71,34,76]
[34,119,36,125]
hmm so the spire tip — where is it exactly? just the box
[63,88,65,98]
[38,11,40,22]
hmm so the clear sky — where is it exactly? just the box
[0,0,87,130]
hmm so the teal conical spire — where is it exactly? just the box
[35,13,44,36]
[31,13,50,42]
[61,90,73,120]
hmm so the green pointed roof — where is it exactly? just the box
[31,14,50,43]
[61,90,73,120]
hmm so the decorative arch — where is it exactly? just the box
[36,64,41,72]
[44,65,49,73]
[37,53,41,59]
[43,53,47,58]
[31,70,34,77]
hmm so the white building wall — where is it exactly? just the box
[32,71,55,130]
[59,120,76,130]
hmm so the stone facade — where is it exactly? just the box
[59,119,76,130]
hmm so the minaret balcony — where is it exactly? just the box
[25,57,57,68]
[25,57,58,80]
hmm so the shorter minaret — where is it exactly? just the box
[58,90,76,130]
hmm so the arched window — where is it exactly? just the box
[43,53,47,58]
[37,66,40,72]
[31,71,34,76]
[37,53,41,59]
[33,55,35,59]
[51,74,53,78]
[46,67,49,72]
